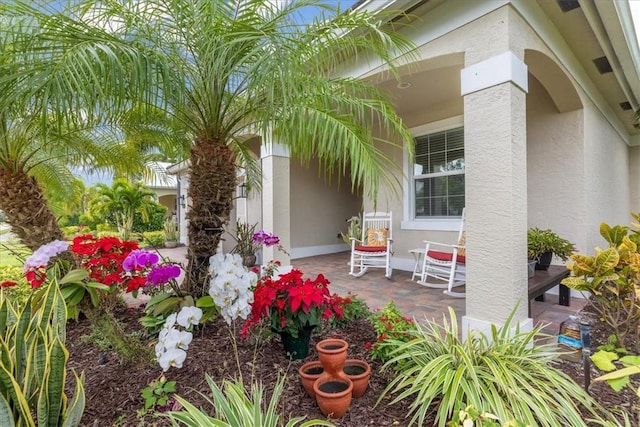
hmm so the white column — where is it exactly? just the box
[260,140,291,268]
[461,51,532,338]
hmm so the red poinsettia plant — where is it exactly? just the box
[242,266,344,338]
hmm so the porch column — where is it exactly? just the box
[260,140,291,267]
[461,50,531,337]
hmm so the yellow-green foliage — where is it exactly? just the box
[0,278,85,426]
[142,231,165,248]
[0,266,31,309]
[61,226,80,238]
[96,231,120,239]
[562,219,640,348]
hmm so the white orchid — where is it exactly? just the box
[177,306,203,327]
[208,252,257,325]
[158,347,187,371]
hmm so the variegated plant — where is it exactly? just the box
[561,217,640,348]
[0,275,85,426]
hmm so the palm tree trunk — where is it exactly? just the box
[184,138,237,297]
[0,169,63,250]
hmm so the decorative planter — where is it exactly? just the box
[164,240,178,248]
[535,252,553,271]
[316,338,348,374]
[313,376,353,418]
[299,361,324,398]
[279,327,314,360]
[343,359,371,398]
[242,254,257,267]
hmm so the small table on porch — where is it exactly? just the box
[527,265,571,316]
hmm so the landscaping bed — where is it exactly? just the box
[66,304,638,426]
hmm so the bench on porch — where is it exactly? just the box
[527,265,571,316]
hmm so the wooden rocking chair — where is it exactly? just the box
[349,211,393,279]
[417,208,466,297]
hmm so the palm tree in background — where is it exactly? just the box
[89,179,160,240]
[0,0,417,296]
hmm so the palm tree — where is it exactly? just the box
[0,0,417,296]
[0,112,147,250]
[89,179,160,240]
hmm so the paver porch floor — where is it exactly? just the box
[157,247,586,335]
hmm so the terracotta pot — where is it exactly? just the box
[299,361,324,398]
[316,338,348,376]
[313,376,353,418]
[343,359,371,398]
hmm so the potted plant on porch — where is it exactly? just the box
[527,227,576,270]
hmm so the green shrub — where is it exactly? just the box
[0,266,31,308]
[61,225,81,238]
[562,218,640,348]
[367,301,417,364]
[378,307,613,427]
[328,292,371,328]
[96,223,114,232]
[142,231,165,248]
[96,230,121,239]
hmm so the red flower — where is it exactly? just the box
[0,280,17,288]
[364,342,372,350]
[242,265,339,338]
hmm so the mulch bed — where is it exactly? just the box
[66,304,638,426]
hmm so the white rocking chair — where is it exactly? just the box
[417,208,466,297]
[349,211,393,279]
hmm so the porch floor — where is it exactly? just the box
[154,247,585,335]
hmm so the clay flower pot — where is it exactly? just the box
[343,359,371,398]
[299,361,324,398]
[316,338,348,375]
[313,376,353,418]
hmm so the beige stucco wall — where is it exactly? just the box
[583,101,632,250]
[290,160,361,257]
[526,75,587,256]
[630,146,640,212]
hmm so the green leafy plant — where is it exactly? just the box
[0,276,85,426]
[378,307,613,427]
[143,230,166,248]
[597,334,628,355]
[141,376,177,412]
[367,301,417,364]
[562,219,640,348]
[327,292,371,329]
[0,266,30,308]
[447,405,528,427]
[164,375,334,427]
[591,350,640,395]
[527,227,576,261]
[340,215,362,246]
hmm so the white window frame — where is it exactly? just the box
[401,115,464,231]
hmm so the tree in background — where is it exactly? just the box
[89,179,164,240]
[0,0,416,296]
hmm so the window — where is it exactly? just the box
[412,127,464,218]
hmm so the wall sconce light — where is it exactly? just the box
[179,195,186,208]
[237,182,248,199]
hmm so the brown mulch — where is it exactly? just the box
[66,304,638,427]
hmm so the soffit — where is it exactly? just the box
[535,0,638,137]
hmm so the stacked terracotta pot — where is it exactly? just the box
[298,338,371,418]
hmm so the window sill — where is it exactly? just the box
[401,219,461,232]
